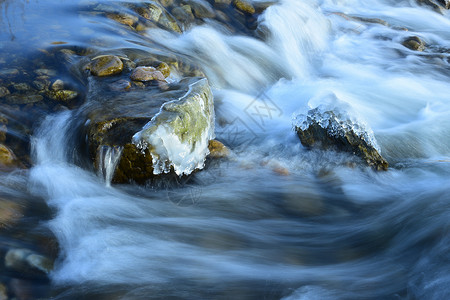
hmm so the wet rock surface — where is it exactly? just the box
[208,140,230,159]
[89,55,124,77]
[83,73,214,184]
[402,36,426,51]
[294,104,388,171]
[417,0,450,12]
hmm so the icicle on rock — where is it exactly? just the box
[293,95,388,171]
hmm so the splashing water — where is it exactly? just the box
[10,0,450,298]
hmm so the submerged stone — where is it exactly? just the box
[89,55,124,76]
[4,94,43,104]
[0,86,10,98]
[0,198,23,229]
[106,12,139,26]
[183,0,216,18]
[47,90,78,102]
[4,248,53,277]
[130,66,166,82]
[402,36,426,51]
[294,99,388,171]
[0,144,19,169]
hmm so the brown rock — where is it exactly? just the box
[130,66,166,82]
[110,79,132,91]
[402,36,426,51]
[106,12,138,26]
[215,0,232,5]
[0,198,23,229]
[90,55,124,77]
[233,0,255,14]
[47,90,78,102]
[208,140,230,158]
[183,0,216,18]
[0,144,18,169]
[51,79,64,91]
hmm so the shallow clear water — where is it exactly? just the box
[1,0,450,299]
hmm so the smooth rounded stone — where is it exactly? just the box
[233,0,255,14]
[110,79,131,91]
[155,61,170,77]
[0,68,19,78]
[130,66,166,82]
[11,83,32,92]
[106,12,138,26]
[134,3,162,21]
[135,22,147,31]
[183,0,216,18]
[89,55,124,76]
[172,5,195,24]
[0,86,10,98]
[402,36,426,51]
[47,90,78,102]
[0,198,23,229]
[26,254,54,274]
[158,12,182,33]
[4,94,43,104]
[0,144,18,169]
[4,248,53,275]
[34,68,57,77]
[159,0,174,7]
[32,77,50,91]
[208,140,230,158]
[51,79,64,91]
[214,0,232,5]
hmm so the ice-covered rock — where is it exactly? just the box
[293,95,388,171]
[85,76,215,184]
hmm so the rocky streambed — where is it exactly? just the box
[1,0,450,299]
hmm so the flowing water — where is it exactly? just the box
[1,0,450,299]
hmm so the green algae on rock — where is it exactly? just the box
[132,77,215,176]
[85,76,214,183]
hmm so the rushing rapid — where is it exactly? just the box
[1,0,450,298]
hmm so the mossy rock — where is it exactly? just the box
[84,76,215,183]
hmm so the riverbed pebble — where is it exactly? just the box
[233,0,255,14]
[130,66,166,82]
[0,144,18,169]
[0,86,10,98]
[90,55,124,76]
